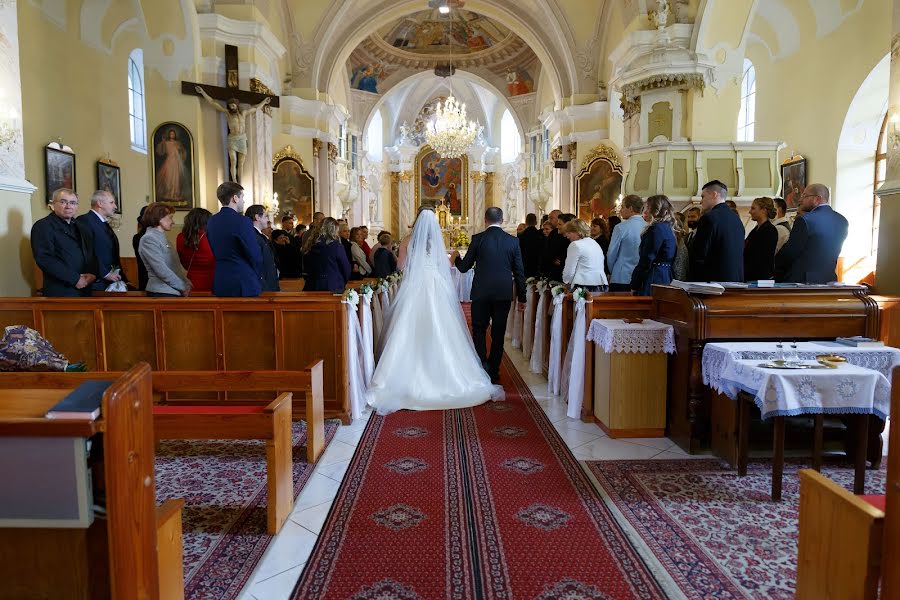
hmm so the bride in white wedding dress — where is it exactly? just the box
[366,207,504,415]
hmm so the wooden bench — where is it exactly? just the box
[0,363,185,599]
[796,366,899,599]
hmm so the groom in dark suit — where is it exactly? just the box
[452,207,526,383]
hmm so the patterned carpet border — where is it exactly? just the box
[292,352,683,599]
[584,457,887,599]
[155,419,340,600]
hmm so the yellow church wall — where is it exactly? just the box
[0,190,34,296]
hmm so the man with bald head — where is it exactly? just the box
[775,183,848,283]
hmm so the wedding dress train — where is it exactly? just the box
[366,209,503,415]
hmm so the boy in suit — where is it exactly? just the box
[206,182,263,297]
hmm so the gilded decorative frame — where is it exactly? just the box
[150,121,195,210]
[272,145,316,226]
[414,145,469,222]
[575,145,624,221]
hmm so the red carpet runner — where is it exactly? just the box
[292,355,669,599]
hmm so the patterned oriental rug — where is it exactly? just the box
[155,420,339,600]
[585,458,887,599]
[292,355,679,600]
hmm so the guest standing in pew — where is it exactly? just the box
[339,221,354,271]
[206,182,263,297]
[562,219,609,292]
[368,230,391,265]
[672,212,689,281]
[359,225,373,261]
[304,217,351,292]
[772,197,791,254]
[542,212,573,281]
[519,213,545,278]
[743,197,778,282]
[631,195,678,296]
[245,205,281,292]
[138,202,191,297]
[31,188,98,296]
[349,227,372,280]
[132,205,149,291]
[76,190,126,291]
[688,180,745,282]
[176,207,215,292]
[541,219,554,238]
[372,232,398,278]
[590,217,611,257]
[606,194,645,292]
[774,183,849,284]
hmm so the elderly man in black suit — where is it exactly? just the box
[76,190,125,291]
[31,188,98,296]
[518,212,544,278]
[451,207,526,383]
[775,183,848,283]
[689,180,745,282]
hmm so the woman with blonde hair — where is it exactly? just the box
[304,217,350,292]
[561,218,609,292]
[630,194,678,296]
[744,196,778,282]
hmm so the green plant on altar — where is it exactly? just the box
[449,229,470,248]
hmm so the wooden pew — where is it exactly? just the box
[0,363,184,600]
[795,365,899,599]
[0,295,351,423]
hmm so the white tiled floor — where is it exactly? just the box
[235,344,695,600]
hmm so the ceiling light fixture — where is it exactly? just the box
[425,8,482,159]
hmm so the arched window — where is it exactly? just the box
[127,49,147,152]
[500,109,520,163]
[873,112,888,255]
[366,109,383,163]
[737,58,756,142]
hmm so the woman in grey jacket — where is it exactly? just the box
[138,203,192,297]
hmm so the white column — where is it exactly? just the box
[249,111,272,205]
[472,172,487,231]
[398,171,413,235]
[0,0,36,296]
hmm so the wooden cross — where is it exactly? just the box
[181,44,280,109]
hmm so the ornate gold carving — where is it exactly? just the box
[359,176,369,190]
[470,171,488,183]
[519,177,529,190]
[567,142,577,161]
[327,142,338,162]
[550,146,562,162]
[390,171,401,183]
[620,95,642,120]
[579,144,623,176]
[250,78,275,115]
[273,145,305,167]
[398,171,413,183]
[622,73,705,101]
[312,138,321,158]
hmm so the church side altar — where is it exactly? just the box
[652,285,881,454]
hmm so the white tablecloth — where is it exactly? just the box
[702,341,900,393]
[586,319,676,354]
[450,266,474,302]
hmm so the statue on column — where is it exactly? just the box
[196,86,271,183]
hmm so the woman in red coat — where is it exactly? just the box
[176,208,215,292]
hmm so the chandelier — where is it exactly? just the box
[425,5,482,159]
[426,96,481,159]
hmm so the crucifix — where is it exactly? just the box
[182,44,280,183]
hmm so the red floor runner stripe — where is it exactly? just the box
[292,349,668,599]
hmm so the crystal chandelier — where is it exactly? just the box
[425,6,482,159]
[426,96,481,159]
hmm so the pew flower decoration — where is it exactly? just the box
[571,287,590,301]
[551,284,566,298]
[526,277,537,286]
[359,283,372,296]
[342,288,360,308]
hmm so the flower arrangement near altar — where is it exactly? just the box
[450,229,470,248]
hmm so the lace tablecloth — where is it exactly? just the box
[586,319,676,354]
[709,358,890,420]
[450,266,474,302]
[702,341,900,393]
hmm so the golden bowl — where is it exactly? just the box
[815,354,847,363]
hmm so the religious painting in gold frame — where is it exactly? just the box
[575,145,624,221]
[272,146,315,226]
[150,122,195,210]
[415,145,468,222]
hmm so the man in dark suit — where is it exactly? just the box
[775,183,848,283]
[689,180,745,282]
[76,190,125,291]
[518,212,544,278]
[206,181,263,297]
[31,188,98,296]
[245,204,281,292]
[452,207,526,383]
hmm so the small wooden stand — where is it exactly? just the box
[593,349,667,438]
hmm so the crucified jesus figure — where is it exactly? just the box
[196,86,271,183]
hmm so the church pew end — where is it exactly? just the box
[153,393,293,535]
[156,499,185,600]
[796,469,884,600]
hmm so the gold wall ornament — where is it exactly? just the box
[312,138,321,158]
[519,177,529,190]
[398,171,413,183]
[580,144,623,174]
[272,145,305,167]
[470,171,488,183]
[620,95,642,120]
[567,142,577,161]
[327,142,338,162]
[359,176,369,190]
[550,146,563,162]
[250,78,275,115]
[390,171,401,183]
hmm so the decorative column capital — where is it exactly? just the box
[312,138,321,158]
[398,171,413,183]
[519,177,529,190]
[470,171,488,183]
[327,142,338,162]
